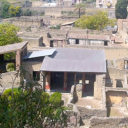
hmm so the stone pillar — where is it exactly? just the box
[16,50,21,70]
[45,72,51,92]
[113,78,116,88]
[64,72,67,91]
[82,73,85,91]
[124,74,127,88]
[94,74,106,100]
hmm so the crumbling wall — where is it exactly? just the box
[106,90,128,107]
[22,61,42,80]
[106,68,128,88]
[94,74,105,100]
[3,17,44,28]
[65,45,128,60]
[89,117,128,128]
[77,106,107,120]
[21,36,43,50]
[0,71,20,90]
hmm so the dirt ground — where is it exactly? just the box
[76,96,103,109]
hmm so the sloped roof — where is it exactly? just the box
[68,33,110,41]
[24,49,56,59]
[41,48,106,73]
[0,41,28,54]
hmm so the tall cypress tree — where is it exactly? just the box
[115,0,128,19]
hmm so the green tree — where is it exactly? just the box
[9,5,22,17]
[0,23,22,46]
[75,11,115,30]
[1,1,10,18]
[115,0,128,19]
[0,84,67,128]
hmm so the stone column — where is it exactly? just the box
[64,72,67,91]
[74,73,76,85]
[94,74,106,100]
[45,72,51,92]
[16,50,21,70]
[124,74,127,88]
[113,78,116,88]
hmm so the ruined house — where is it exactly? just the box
[0,42,28,90]
[3,16,44,29]
[18,32,44,50]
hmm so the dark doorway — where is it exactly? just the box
[116,79,123,88]
[33,71,40,81]
[67,73,74,91]
[50,41,53,47]
[83,74,96,97]
[51,72,64,90]
[76,39,79,44]
[104,41,108,46]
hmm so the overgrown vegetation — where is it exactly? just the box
[0,0,33,18]
[115,0,128,19]
[6,63,15,71]
[75,11,115,30]
[0,83,67,127]
[1,1,22,18]
[0,23,22,46]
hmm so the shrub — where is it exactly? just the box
[0,86,67,128]
[49,92,62,107]
[4,52,15,61]
[6,63,15,72]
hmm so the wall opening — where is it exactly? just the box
[33,71,40,81]
[76,39,79,44]
[51,72,64,90]
[104,41,108,46]
[83,74,96,97]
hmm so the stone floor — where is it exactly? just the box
[76,96,103,109]
[108,107,128,117]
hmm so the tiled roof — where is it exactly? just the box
[41,48,106,73]
[68,32,110,41]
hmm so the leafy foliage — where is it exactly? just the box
[115,0,128,19]
[1,1,22,18]
[0,84,67,128]
[1,1,10,18]
[9,5,22,17]
[6,63,15,72]
[75,11,115,30]
[0,23,22,46]
[4,52,15,61]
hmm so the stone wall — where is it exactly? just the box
[89,117,128,128]
[68,39,106,46]
[20,36,44,50]
[106,68,128,88]
[106,90,128,107]
[117,19,128,43]
[94,74,105,100]
[22,61,43,80]
[0,71,20,91]
[3,17,44,29]
[77,106,107,120]
[65,45,128,60]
